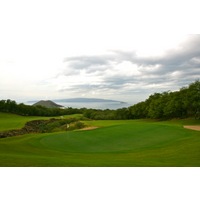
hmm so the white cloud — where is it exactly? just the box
[57,35,200,103]
[0,1,200,103]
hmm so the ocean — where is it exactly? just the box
[55,101,130,110]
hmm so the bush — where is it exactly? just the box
[74,121,85,129]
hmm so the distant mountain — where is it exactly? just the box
[33,100,64,108]
[54,98,126,103]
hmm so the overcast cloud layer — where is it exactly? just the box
[0,1,200,104]
[55,35,200,103]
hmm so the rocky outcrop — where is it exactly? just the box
[0,118,54,138]
[0,118,85,138]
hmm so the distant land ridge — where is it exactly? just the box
[33,100,63,108]
[29,98,126,104]
[54,98,126,103]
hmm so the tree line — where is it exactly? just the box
[82,80,200,120]
[129,80,200,119]
[0,80,199,120]
[0,99,82,116]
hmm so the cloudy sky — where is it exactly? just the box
[0,0,200,104]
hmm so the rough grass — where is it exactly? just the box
[0,112,200,166]
[0,112,82,131]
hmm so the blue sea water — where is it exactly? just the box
[25,100,131,110]
[55,101,130,110]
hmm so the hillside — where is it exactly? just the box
[0,117,200,166]
[33,100,64,108]
[54,98,126,103]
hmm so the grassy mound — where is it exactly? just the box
[0,114,200,166]
[0,112,83,131]
[0,118,85,138]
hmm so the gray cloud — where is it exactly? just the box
[59,35,200,103]
[63,54,114,75]
[112,35,200,74]
[64,55,110,68]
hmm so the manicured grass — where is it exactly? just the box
[0,112,82,131]
[0,113,200,166]
[0,112,48,131]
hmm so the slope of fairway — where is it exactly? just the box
[0,112,82,131]
[39,123,189,153]
[0,112,51,131]
[0,118,200,166]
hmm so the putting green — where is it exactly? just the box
[0,116,200,166]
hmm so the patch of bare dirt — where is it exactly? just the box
[184,126,200,131]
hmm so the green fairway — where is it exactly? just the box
[0,112,200,166]
[0,112,82,131]
[0,112,49,131]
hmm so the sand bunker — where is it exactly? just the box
[80,127,99,131]
[184,126,200,131]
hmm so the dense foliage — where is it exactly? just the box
[0,80,199,119]
[0,118,85,138]
[82,80,200,120]
[0,100,82,116]
[129,80,200,119]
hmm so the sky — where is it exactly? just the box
[0,0,200,104]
